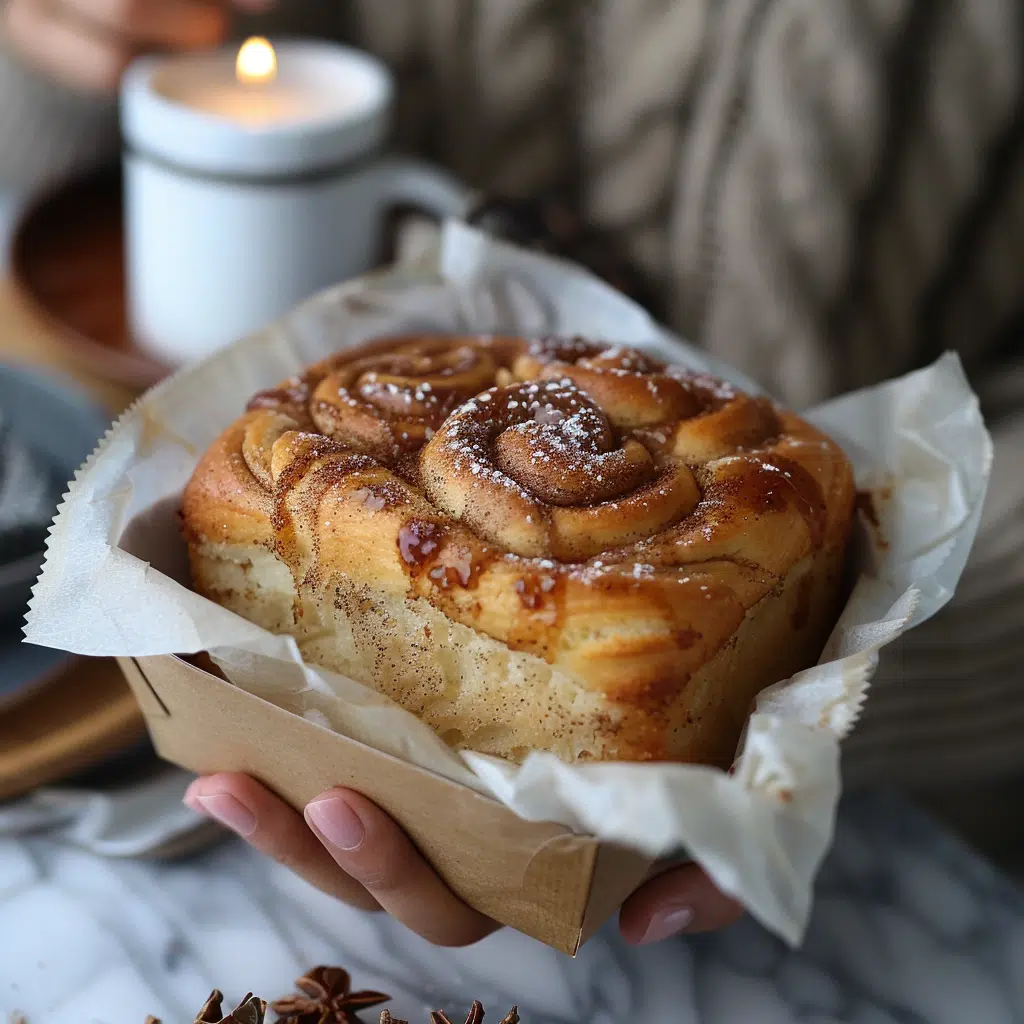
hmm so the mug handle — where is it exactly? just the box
[368,156,470,265]
[375,155,470,220]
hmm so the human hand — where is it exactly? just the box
[184,773,743,947]
[3,0,269,93]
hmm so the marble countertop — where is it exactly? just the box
[3,791,1023,1024]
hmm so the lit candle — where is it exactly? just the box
[120,40,466,367]
[152,37,346,127]
[124,38,389,174]
[236,35,276,83]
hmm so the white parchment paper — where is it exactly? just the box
[24,223,991,945]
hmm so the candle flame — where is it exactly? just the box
[236,37,277,85]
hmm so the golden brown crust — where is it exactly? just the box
[182,335,855,764]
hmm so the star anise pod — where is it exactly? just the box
[195,991,267,1024]
[430,1003,483,1024]
[429,1003,519,1024]
[272,966,389,1024]
[379,1013,407,1024]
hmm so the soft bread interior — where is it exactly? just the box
[190,540,843,764]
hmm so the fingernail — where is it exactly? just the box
[305,795,365,851]
[639,904,695,944]
[191,793,257,837]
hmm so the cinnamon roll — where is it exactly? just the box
[182,335,854,765]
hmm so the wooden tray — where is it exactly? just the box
[0,656,147,800]
[2,207,149,798]
[9,167,168,391]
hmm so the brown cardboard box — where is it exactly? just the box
[118,654,659,955]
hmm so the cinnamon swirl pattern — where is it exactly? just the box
[183,335,854,765]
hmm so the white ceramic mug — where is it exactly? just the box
[121,42,469,367]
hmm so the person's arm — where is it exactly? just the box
[0,0,228,192]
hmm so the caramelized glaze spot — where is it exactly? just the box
[397,519,446,568]
[514,573,558,610]
[247,379,308,410]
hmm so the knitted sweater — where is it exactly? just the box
[2,0,1024,822]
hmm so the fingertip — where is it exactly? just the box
[182,777,202,806]
[620,863,744,944]
[304,789,496,946]
[182,774,280,835]
[304,791,367,853]
[623,904,695,945]
[185,790,258,838]
[317,787,382,820]
[186,771,238,798]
